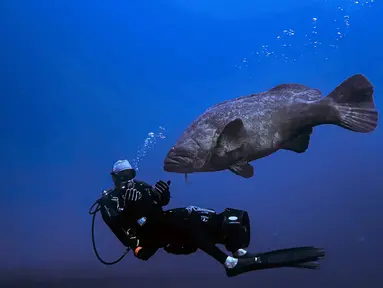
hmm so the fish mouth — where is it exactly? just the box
[163,165,188,173]
[163,157,181,172]
[163,157,192,173]
[163,163,178,172]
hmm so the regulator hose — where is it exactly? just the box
[88,199,130,265]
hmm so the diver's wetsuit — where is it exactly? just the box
[100,179,234,265]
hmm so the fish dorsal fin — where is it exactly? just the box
[268,83,313,93]
[215,118,247,156]
[268,84,323,101]
[206,95,251,112]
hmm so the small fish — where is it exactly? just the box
[163,74,378,179]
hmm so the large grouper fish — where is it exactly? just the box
[163,74,378,179]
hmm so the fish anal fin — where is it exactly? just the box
[281,129,312,154]
[229,163,254,178]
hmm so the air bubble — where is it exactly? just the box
[235,0,374,68]
[132,126,166,170]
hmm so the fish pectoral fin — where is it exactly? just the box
[220,118,246,140]
[281,128,312,154]
[229,163,254,178]
[215,118,247,155]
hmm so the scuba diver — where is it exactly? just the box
[89,159,325,277]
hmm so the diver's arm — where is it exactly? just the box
[98,189,136,248]
[101,211,139,248]
[103,220,158,261]
[133,244,159,261]
[99,185,159,260]
[102,208,159,261]
[110,180,169,261]
[135,180,171,207]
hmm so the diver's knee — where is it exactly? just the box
[221,208,251,252]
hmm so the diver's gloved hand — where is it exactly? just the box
[125,187,142,202]
[134,246,157,261]
[153,180,171,206]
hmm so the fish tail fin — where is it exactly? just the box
[325,74,378,133]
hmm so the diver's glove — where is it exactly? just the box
[125,187,142,202]
[134,246,158,261]
[153,180,171,206]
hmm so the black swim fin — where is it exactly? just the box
[225,246,325,277]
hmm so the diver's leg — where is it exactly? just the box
[215,209,251,258]
[187,212,239,268]
[185,210,326,276]
[164,208,235,266]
